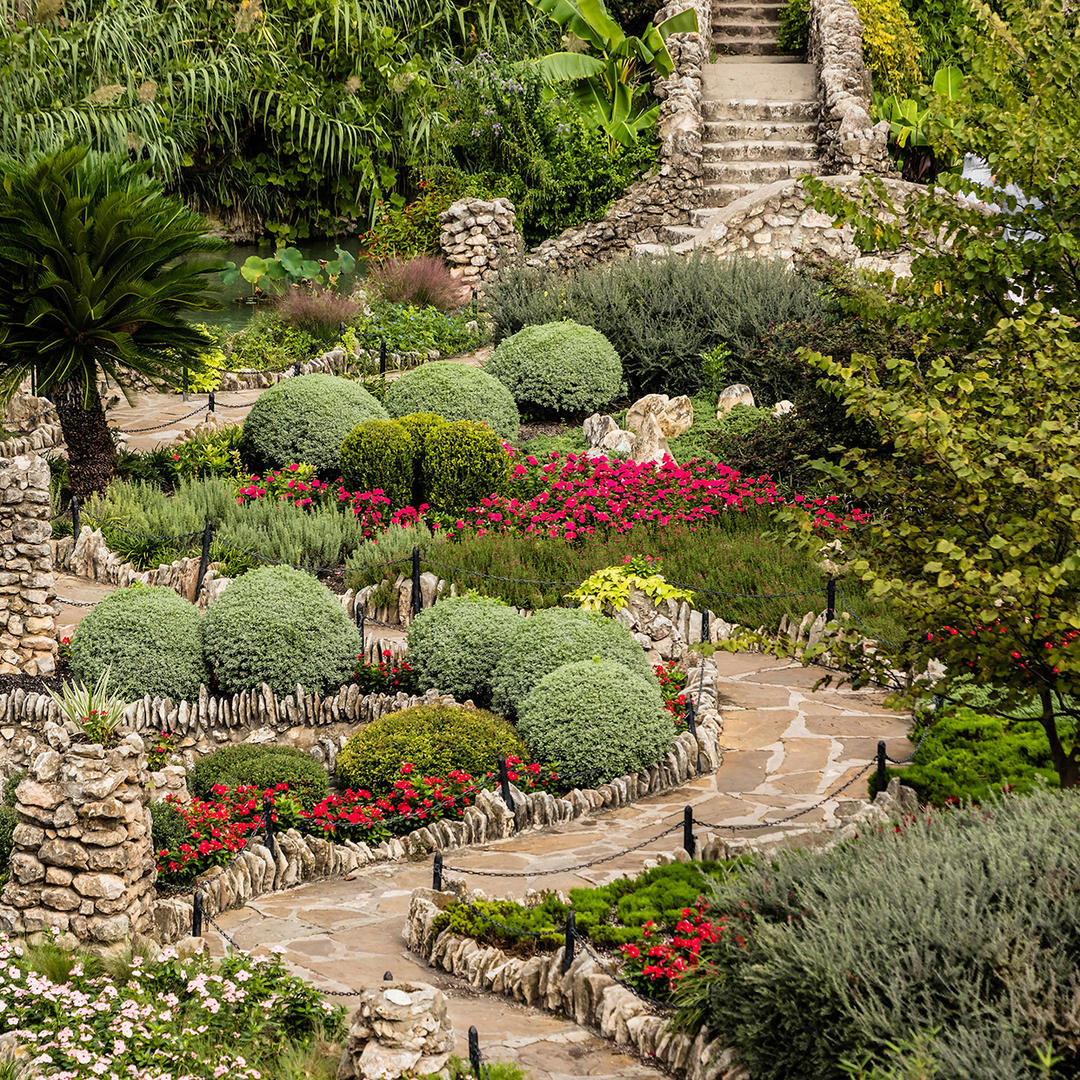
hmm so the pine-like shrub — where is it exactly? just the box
[339,419,416,509]
[407,597,525,706]
[490,607,653,719]
[383,361,519,440]
[485,321,623,418]
[202,565,361,696]
[424,420,512,518]
[190,744,329,808]
[239,373,388,476]
[517,658,672,784]
[336,704,527,794]
[69,585,207,702]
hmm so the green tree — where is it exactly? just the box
[0,145,223,496]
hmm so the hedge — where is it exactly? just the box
[190,744,329,809]
[339,419,416,508]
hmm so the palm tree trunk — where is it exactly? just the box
[51,378,116,499]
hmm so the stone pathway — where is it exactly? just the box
[53,573,117,636]
[208,651,911,1078]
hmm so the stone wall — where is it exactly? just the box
[525,0,708,270]
[0,391,64,458]
[809,0,892,174]
[0,455,59,676]
[438,198,523,292]
[0,724,156,942]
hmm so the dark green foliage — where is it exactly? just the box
[776,0,809,52]
[226,311,322,371]
[486,321,623,418]
[149,800,190,856]
[900,0,972,75]
[336,704,528,793]
[406,596,525,706]
[424,420,513,517]
[491,606,654,719]
[0,804,15,876]
[517,658,672,783]
[190,744,329,809]
[340,419,416,507]
[69,585,208,702]
[485,254,823,395]
[709,407,831,492]
[677,789,1080,1079]
[383,362,519,441]
[202,565,361,696]
[239,374,389,476]
[3,770,26,807]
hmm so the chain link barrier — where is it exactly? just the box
[116,403,210,435]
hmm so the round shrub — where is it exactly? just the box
[340,419,416,508]
[491,606,654,719]
[396,411,448,505]
[239,373,388,475]
[407,597,525,706]
[384,361,520,440]
[202,565,361,696]
[486,321,622,417]
[336,704,527,794]
[517,658,673,784]
[69,585,207,701]
[149,800,190,855]
[190,744,329,809]
[424,419,511,518]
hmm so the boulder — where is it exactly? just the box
[715,384,755,419]
[629,413,670,466]
[625,394,694,438]
[583,413,620,448]
[772,399,795,417]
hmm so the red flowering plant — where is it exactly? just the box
[353,650,419,694]
[148,729,179,761]
[618,904,726,996]
[656,661,690,729]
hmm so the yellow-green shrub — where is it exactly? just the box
[339,419,416,508]
[424,419,511,518]
[852,0,924,97]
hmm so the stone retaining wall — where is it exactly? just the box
[525,0,708,271]
[439,198,523,291]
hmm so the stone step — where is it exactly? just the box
[704,118,819,141]
[712,38,790,55]
[691,206,726,226]
[659,223,701,244]
[711,19,780,37]
[702,182,764,206]
[712,3,785,17]
[703,138,820,162]
[702,98,819,121]
[703,158,822,183]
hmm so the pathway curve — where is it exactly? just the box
[208,652,911,1078]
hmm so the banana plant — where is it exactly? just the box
[877,66,964,182]
[222,245,357,297]
[532,0,698,147]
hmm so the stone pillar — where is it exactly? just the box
[0,723,157,942]
[438,198,523,292]
[0,454,59,675]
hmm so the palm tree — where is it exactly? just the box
[0,145,224,497]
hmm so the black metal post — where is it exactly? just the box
[195,520,213,599]
[182,365,189,401]
[294,358,302,377]
[471,288,478,317]
[826,576,836,623]
[875,740,888,796]
[70,496,80,539]
[701,608,710,644]
[432,852,443,891]
[192,890,203,937]
[562,911,576,973]
[685,698,702,776]
[263,793,276,856]
[383,971,394,981]
[379,338,387,375]
[411,545,421,617]
[497,754,514,812]
[468,1027,482,1079]
[356,605,365,655]
[683,805,695,858]
[208,391,216,413]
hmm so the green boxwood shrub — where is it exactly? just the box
[384,361,520,440]
[336,704,527,794]
[190,744,329,808]
[424,420,511,518]
[149,800,190,854]
[517,658,673,784]
[339,419,416,507]
[490,607,654,719]
[485,321,622,418]
[396,412,448,505]
[407,597,525,706]
[239,373,388,475]
[69,585,207,702]
[202,565,361,696]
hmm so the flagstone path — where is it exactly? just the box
[206,651,911,1079]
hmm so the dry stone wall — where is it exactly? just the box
[439,198,523,291]
[0,392,64,458]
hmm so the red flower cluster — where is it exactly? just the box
[655,661,689,718]
[619,905,725,993]
[353,650,418,694]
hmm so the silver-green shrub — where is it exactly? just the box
[517,657,672,783]
[490,606,653,718]
[202,565,360,695]
[406,596,524,707]
[239,373,388,475]
[69,585,207,701]
[383,361,520,440]
[485,321,622,417]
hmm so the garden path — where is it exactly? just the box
[208,652,911,1079]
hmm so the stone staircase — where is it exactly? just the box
[712,0,786,55]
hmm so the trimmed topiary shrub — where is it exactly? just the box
[339,419,416,508]
[149,800,190,855]
[202,565,361,696]
[239,373,388,476]
[485,321,623,417]
[395,412,448,506]
[336,704,527,794]
[491,606,654,719]
[424,419,512,518]
[407,597,525,706]
[190,744,329,808]
[517,658,673,784]
[383,361,520,440]
[69,585,207,702]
